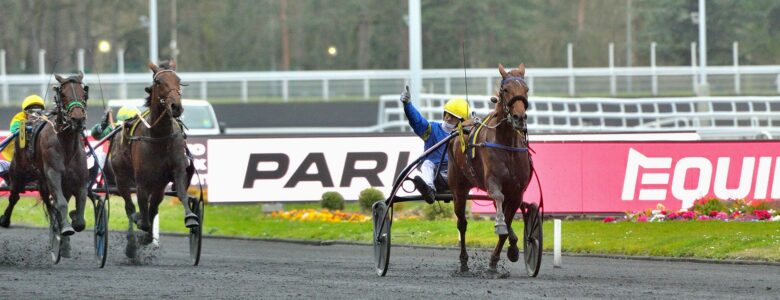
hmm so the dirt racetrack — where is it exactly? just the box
[1,227,779,299]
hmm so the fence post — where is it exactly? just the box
[733,41,740,95]
[528,76,534,96]
[609,43,616,96]
[282,79,289,102]
[363,78,370,100]
[486,76,492,95]
[690,42,697,95]
[444,76,451,94]
[1,49,8,106]
[77,48,85,72]
[651,42,658,96]
[200,80,207,100]
[39,49,46,96]
[322,78,329,101]
[241,80,249,103]
[118,49,127,99]
[567,43,575,96]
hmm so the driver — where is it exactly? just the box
[400,86,469,204]
[0,95,46,179]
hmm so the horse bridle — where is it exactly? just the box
[53,80,89,130]
[497,76,529,131]
[148,69,182,128]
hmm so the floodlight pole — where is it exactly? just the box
[149,0,159,64]
[408,0,422,104]
[697,0,709,96]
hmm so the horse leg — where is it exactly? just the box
[174,168,199,228]
[453,186,469,273]
[144,188,165,245]
[69,188,87,232]
[117,183,138,258]
[135,186,151,232]
[505,199,522,263]
[487,180,509,236]
[0,180,24,228]
[45,169,74,236]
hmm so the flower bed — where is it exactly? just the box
[271,209,370,223]
[606,198,780,223]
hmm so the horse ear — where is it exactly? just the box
[55,74,66,83]
[148,61,159,73]
[169,59,177,70]
[498,64,508,78]
[517,63,526,76]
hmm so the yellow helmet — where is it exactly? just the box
[443,97,469,120]
[21,95,45,110]
[116,105,140,122]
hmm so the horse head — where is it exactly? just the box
[146,60,183,118]
[53,71,88,131]
[494,63,529,131]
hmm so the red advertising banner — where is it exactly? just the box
[471,141,780,214]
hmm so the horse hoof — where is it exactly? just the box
[60,225,75,236]
[125,242,137,259]
[61,242,72,258]
[507,245,520,262]
[141,233,154,245]
[494,224,509,236]
[459,265,470,273]
[184,215,200,228]
[69,211,85,232]
[0,215,10,228]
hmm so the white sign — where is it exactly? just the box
[208,136,424,202]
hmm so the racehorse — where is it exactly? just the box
[0,72,90,258]
[109,60,197,256]
[448,64,534,273]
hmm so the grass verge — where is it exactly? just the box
[4,197,779,262]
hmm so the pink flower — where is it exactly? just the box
[603,216,616,223]
[754,210,771,220]
[731,212,742,219]
[637,216,648,222]
[708,211,719,217]
[698,215,711,221]
[715,212,729,220]
[667,213,679,220]
[681,211,697,220]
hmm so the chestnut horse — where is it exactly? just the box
[109,60,197,256]
[0,72,90,258]
[448,64,533,273]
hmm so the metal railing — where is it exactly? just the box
[378,94,780,139]
[1,49,778,106]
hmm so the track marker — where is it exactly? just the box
[554,219,562,268]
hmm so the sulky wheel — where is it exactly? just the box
[47,208,62,264]
[523,203,542,277]
[188,196,204,266]
[372,201,392,276]
[93,195,109,268]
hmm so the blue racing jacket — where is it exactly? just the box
[404,101,449,165]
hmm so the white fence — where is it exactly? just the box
[1,48,779,107]
[378,94,780,139]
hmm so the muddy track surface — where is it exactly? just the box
[1,227,779,299]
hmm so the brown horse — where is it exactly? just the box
[0,72,90,258]
[448,64,533,273]
[109,60,197,255]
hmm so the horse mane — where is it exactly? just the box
[144,60,176,107]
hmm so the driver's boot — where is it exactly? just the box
[412,176,436,204]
